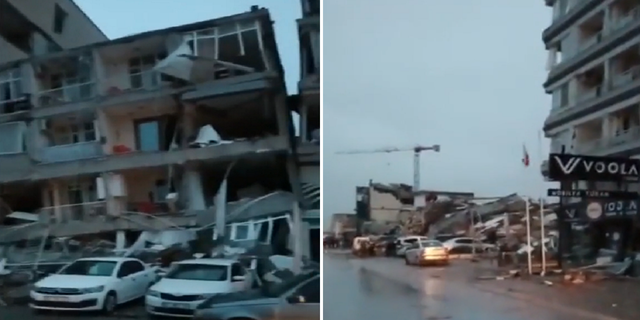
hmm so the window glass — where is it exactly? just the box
[165,263,228,281]
[60,260,117,276]
[456,239,473,244]
[235,224,250,240]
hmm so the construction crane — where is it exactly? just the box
[336,144,441,191]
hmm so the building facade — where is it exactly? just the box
[0,6,315,251]
[541,0,640,185]
[0,0,107,64]
[292,0,320,232]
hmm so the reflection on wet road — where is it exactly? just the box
[323,255,602,320]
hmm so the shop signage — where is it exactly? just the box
[546,189,638,199]
[548,153,640,181]
[558,200,638,221]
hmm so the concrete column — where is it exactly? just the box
[603,7,611,35]
[291,202,303,273]
[568,79,578,106]
[95,109,111,154]
[181,102,197,148]
[602,116,611,141]
[300,104,308,142]
[51,182,62,223]
[185,169,206,210]
[604,59,611,90]
[26,120,40,161]
[116,231,126,250]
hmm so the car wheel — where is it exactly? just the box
[102,291,118,315]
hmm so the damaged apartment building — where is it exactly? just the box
[0,7,320,262]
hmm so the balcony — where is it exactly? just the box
[38,201,107,224]
[610,7,639,32]
[579,32,602,51]
[576,85,602,103]
[611,65,640,88]
[37,82,97,108]
[38,141,103,163]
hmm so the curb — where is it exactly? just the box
[350,260,621,320]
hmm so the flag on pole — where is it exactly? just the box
[522,144,530,167]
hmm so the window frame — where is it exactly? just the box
[53,4,68,34]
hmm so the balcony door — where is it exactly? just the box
[135,119,161,151]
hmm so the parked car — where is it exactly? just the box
[193,270,320,320]
[395,236,429,257]
[404,240,449,266]
[30,257,157,314]
[146,258,253,318]
[442,237,495,254]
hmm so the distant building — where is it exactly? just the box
[0,0,107,63]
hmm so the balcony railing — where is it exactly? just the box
[579,32,602,51]
[576,137,603,153]
[611,8,639,32]
[609,126,640,147]
[38,201,107,224]
[39,141,103,163]
[611,65,640,88]
[576,85,601,103]
[37,82,97,107]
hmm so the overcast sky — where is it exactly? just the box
[323,1,554,225]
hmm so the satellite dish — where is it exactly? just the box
[189,125,221,148]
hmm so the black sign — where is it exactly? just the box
[547,189,638,199]
[558,200,639,222]
[548,153,640,181]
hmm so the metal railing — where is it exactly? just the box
[37,82,97,107]
[576,137,603,153]
[38,201,107,223]
[609,126,640,147]
[611,8,639,32]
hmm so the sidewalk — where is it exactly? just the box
[349,257,640,320]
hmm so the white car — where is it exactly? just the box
[30,257,157,314]
[145,258,253,318]
[395,236,429,256]
[442,237,495,253]
[404,240,449,266]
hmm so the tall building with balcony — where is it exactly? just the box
[541,0,640,184]
[290,0,320,241]
[0,7,316,261]
[0,0,107,64]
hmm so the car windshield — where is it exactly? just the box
[165,264,228,281]
[261,271,318,297]
[421,241,443,247]
[59,260,117,276]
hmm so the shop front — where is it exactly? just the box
[557,199,639,265]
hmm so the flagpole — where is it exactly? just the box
[526,196,533,275]
[537,130,547,274]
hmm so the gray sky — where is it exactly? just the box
[75,0,300,94]
[323,1,554,225]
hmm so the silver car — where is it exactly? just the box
[193,270,319,320]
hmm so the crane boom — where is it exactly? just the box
[336,144,441,191]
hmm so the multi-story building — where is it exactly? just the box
[0,7,319,262]
[0,0,107,64]
[292,0,320,241]
[540,0,640,181]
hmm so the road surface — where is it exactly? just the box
[323,254,616,320]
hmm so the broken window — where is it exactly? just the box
[160,20,267,82]
[128,53,166,90]
[0,68,24,114]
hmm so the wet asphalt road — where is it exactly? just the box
[0,301,145,319]
[323,254,606,320]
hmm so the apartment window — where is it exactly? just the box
[49,69,93,101]
[69,122,96,143]
[53,4,68,34]
[128,53,165,90]
[0,69,23,114]
[135,120,161,151]
[233,224,250,240]
[560,83,569,106]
